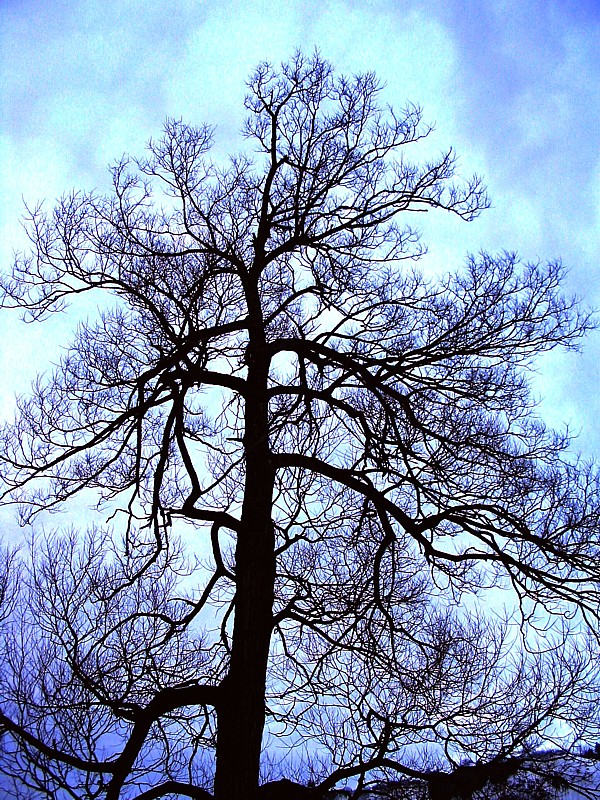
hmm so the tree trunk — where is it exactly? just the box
[213,509,275,799]
[213,303,275,800]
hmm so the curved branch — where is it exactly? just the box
[105,683,220,800]
[134,782,213,800]
[0,710,116,774]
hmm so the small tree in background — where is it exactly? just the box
[1,52,599,800]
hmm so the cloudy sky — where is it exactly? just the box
[1,0,599,479]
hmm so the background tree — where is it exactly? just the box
[1,51,599,800]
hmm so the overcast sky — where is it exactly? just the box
[1,0,599,481]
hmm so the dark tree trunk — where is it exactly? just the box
[213,510,274,800]
[213,294,275,800]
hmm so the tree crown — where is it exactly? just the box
[0,51,599,800]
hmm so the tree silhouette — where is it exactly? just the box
[1,51,599,800]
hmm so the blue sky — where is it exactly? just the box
[1,0,599,458]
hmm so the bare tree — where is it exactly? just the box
[1,51,599,800]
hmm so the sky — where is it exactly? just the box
[1,0,600,539]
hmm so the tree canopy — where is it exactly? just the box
[1,51,599,800]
